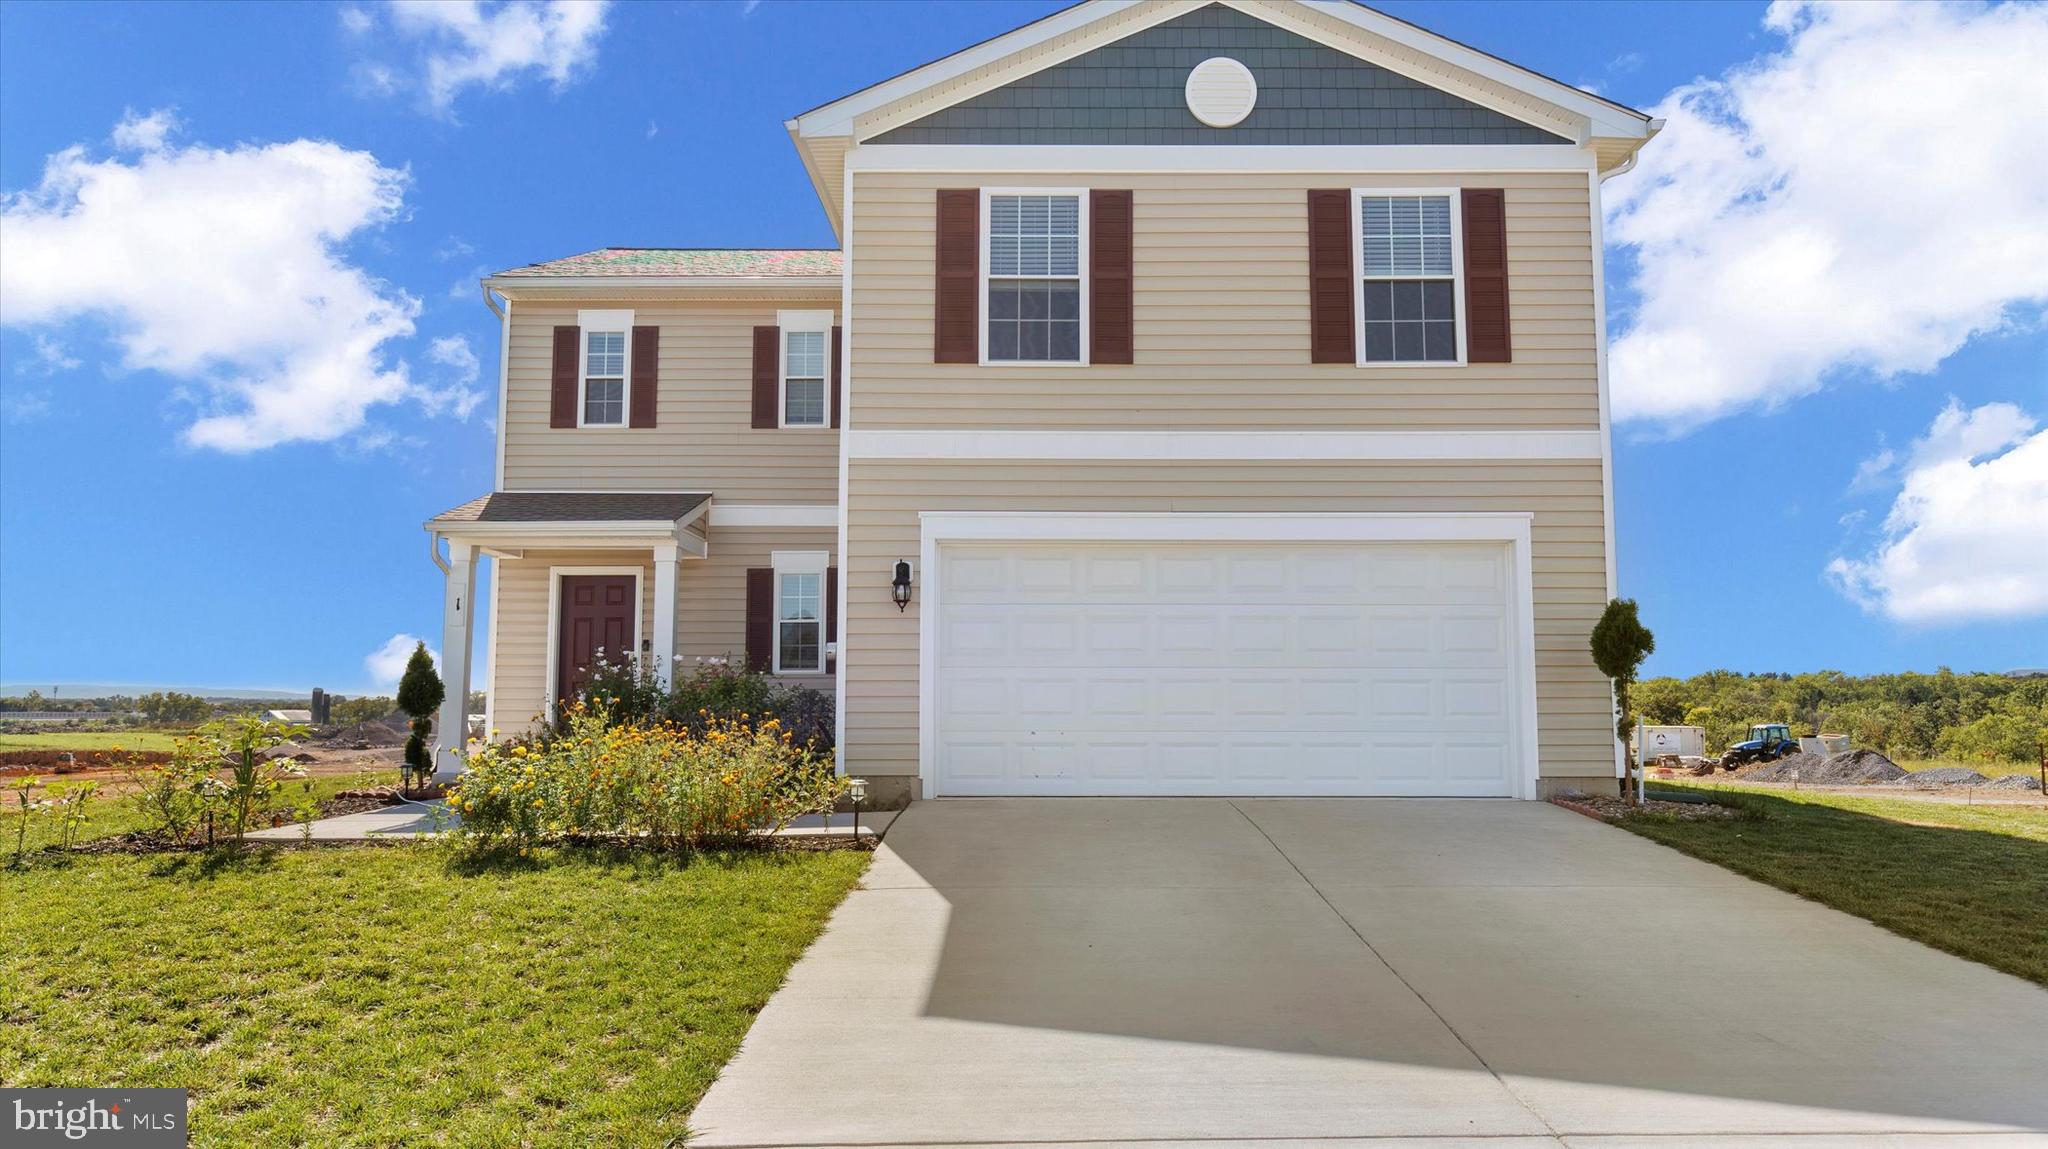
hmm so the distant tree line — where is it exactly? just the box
[1,690,487,728]
[1635,670,2047,763]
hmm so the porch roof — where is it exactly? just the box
[430,491,712,526]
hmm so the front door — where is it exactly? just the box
[557,575,637,707]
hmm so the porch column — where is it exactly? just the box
[436,538,477,779]
[651,541,679,687]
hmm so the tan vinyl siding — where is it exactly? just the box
[840,459,1612,781]
[486,530,837,737]
[501,299,839,499]
[848,170,1597,429]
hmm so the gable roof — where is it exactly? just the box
[794,1,1651,139]
[492,248,842,280]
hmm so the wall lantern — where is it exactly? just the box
[891,560,914,612]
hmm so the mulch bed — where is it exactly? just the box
[1552,794,1740,822]
[55,788,420,857]
[2,749,174,775]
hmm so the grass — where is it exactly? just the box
[5,770,398,855]
[0,843,869,1146]
[1622,780,2048,987]
[0,729,186,751]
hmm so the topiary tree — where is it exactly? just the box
[1590,598,1656,803]
[395,642,445,793]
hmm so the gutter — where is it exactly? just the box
[1599,118,1664,183]
[479,283,505,321]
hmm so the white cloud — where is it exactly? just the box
[417,333,484,418]
[1,389,52,423]
[368,0,611,116]
[339,5,374,34]
[365,633,438,691]
[0,115,423,451]
[1828,400,2048,624]
[110,108,179,153]
[433,235,475,261]
[21,334,81,374]
[1605,0,2048,432]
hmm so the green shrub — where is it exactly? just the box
[452,705,845,850]
[560,655,834,752]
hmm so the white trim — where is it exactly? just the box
[492,295,511,490]
[916,512,1541,801]
[847,143,1597,174]
[845,428,1603,461]
[979,188,1090,367]
[652,542,679,689]
[1353,187,1467,368]
[483,553,501,739]
[770,551,831,677]
[834,148,855,770]
[776,308,835,428]
[542,565,645,725]
[1589,167,1624,781]
[708,504,838,528]
[575,309,634,429]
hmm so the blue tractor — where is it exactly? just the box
[1721,723,1801,770]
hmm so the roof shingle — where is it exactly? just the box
[431,492,711,524]
[493,248,841,279]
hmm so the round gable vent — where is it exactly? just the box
[1184,56,1257,128]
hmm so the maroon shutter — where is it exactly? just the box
[934,189,979,363]
[830,325,844,429]
[629,324,658,428]
[550,325,579,427]
[745,568,773,672]
[751,325,779,429]
[1461,188,1512,363]
[824,565,838,670]
[1090,189,1134,364]
[1307,190,1355,364]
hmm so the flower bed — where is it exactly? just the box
[451,707,845,850]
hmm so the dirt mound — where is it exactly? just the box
[1746,748,1907,785]
[322,722,406,749]
[0,748,173,775]
[1984,773,2043,791]
[1900,766,1990,788]
[1744,752,1830,781]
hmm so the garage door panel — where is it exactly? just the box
[934,541,1522,797]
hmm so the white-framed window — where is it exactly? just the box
[771,550,828,675]
[776,309,833,428]
[577,309,634,426]
[982,189,1087,365]
[1354,190,1464,366]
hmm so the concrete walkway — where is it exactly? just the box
[688,797,2048,1148]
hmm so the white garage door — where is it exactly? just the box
[933,541,1521,797]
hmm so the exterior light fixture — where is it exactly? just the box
[849,777,868,843]
[891,560,914,611]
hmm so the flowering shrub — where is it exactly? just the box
[452,705,846,850]
[562,654,834,751]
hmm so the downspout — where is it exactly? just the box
[479,283,505,321]
[428,530,450,576]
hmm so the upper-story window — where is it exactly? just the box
[985,191,1085,364]
[578,309,633,426]
[1357,192,1462,364]
[778,310,832,427]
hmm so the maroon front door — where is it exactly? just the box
[557,575,637,706]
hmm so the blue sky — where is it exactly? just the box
[1,0,2043,694]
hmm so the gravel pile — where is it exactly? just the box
[1746,748,1908,785]
[322,721,406,749]
[1984,773,2043,791]
[1900,766,1990,788]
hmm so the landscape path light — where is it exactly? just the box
[849,777,867,843]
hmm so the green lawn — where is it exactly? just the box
[1,844,868,1147]
[1625,781,2048,987]
[6,770,397,855]
[0,730,186,751]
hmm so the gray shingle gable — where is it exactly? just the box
[871,4,1568,146]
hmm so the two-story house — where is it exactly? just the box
[425,0,1658,807]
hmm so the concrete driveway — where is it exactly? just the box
[689,799,2048,1148]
